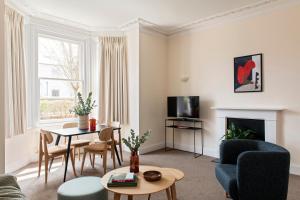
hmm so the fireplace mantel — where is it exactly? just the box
[212,106,284,144]
[211,107,285,111]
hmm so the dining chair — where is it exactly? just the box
[38,129,77,183]
[63,122,91,161]
[93,121,123,162]
[81,127,115,174]
[110,121,123,162]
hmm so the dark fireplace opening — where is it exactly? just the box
[226,118,265,141]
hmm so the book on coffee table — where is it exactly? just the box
[107,173,138,187]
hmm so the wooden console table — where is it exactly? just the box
[165,118,203,158]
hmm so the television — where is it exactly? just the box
[167,96,199,118]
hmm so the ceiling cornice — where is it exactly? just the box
[168,0,300,35]
[6,0,300,36]
[169,0,278,35]
[120,18,169,36]
[5,0,32,16]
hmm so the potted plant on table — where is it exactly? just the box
[71,92,96,130]
[122,129,150,173]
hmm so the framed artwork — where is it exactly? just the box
[234,53,263,93]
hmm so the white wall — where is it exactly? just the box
[167,5,300,173]
[122,26,168,154]
[5,129,38,173]
[139,28,168,153]
[0,0,5,174]
[125,24,140,139]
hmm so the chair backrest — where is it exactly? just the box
[63,122,78,129]
[236,140,290,200]
[110,121,121,142]
[98,127,113,142]
[111,121,120,128]
[40,129,54,155]
[63,122,79,141]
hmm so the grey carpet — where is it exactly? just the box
[14,149,300,200]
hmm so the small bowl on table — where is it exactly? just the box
[143,170,162,182]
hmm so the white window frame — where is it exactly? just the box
[27,21,94,128]
[37,34,85,124]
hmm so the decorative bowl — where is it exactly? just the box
[143,170,162,182]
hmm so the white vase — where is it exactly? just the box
[79,115,89,130]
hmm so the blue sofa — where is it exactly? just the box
[215,139,290,200]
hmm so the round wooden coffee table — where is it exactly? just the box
[161,168,184,200]
[101,165,176,200]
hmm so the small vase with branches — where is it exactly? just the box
[122,129,150,173]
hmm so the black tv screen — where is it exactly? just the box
[167,96,199,118]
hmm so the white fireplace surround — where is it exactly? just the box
[212,107,285,144]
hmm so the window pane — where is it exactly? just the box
[38,36,81,80]
[40,79,82,120]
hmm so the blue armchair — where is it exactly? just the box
[215,139,290,200]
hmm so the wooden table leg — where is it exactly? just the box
[128,195,133,200]
[114,193,121,200]
[148,194,151,200]
[166,188,172,200]
[171,183,177,200]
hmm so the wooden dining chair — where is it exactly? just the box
[81,127,115,174]
[110,121,123,162]
[38,129,77,183]
[93,121,123,162]
[63,122,91,161]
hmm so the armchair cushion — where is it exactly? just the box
[237,151,290,200]
[215,164,238,200]
[219,139,258,164]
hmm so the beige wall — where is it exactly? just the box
[122,24,140,148]
[0,0,5,173]
[167,5,300,172]
[139,29,168,153]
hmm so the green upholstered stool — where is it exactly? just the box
[57,176,107,200]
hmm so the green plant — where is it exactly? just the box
[122,129,150,152]
[222,123,255,140]
[71,92,96,116]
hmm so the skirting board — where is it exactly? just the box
[166,142,219,158]
[5,156,32,173]
[139,143,165,155]
[137,141,219,158]
[290,164,300,176]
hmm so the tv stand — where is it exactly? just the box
[165,118,203,158]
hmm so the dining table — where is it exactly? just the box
[48,124,122,182]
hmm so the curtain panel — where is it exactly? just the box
[4,6,27,138]
[99,36,128,125]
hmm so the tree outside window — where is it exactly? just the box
[38,36,83,121]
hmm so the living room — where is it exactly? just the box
[0,0,300,200]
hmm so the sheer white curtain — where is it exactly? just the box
[99,36,128,125]
[4,6,27,137]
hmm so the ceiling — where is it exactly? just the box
[11,0,272,33]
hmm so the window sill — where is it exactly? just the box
[38,118,78,128]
